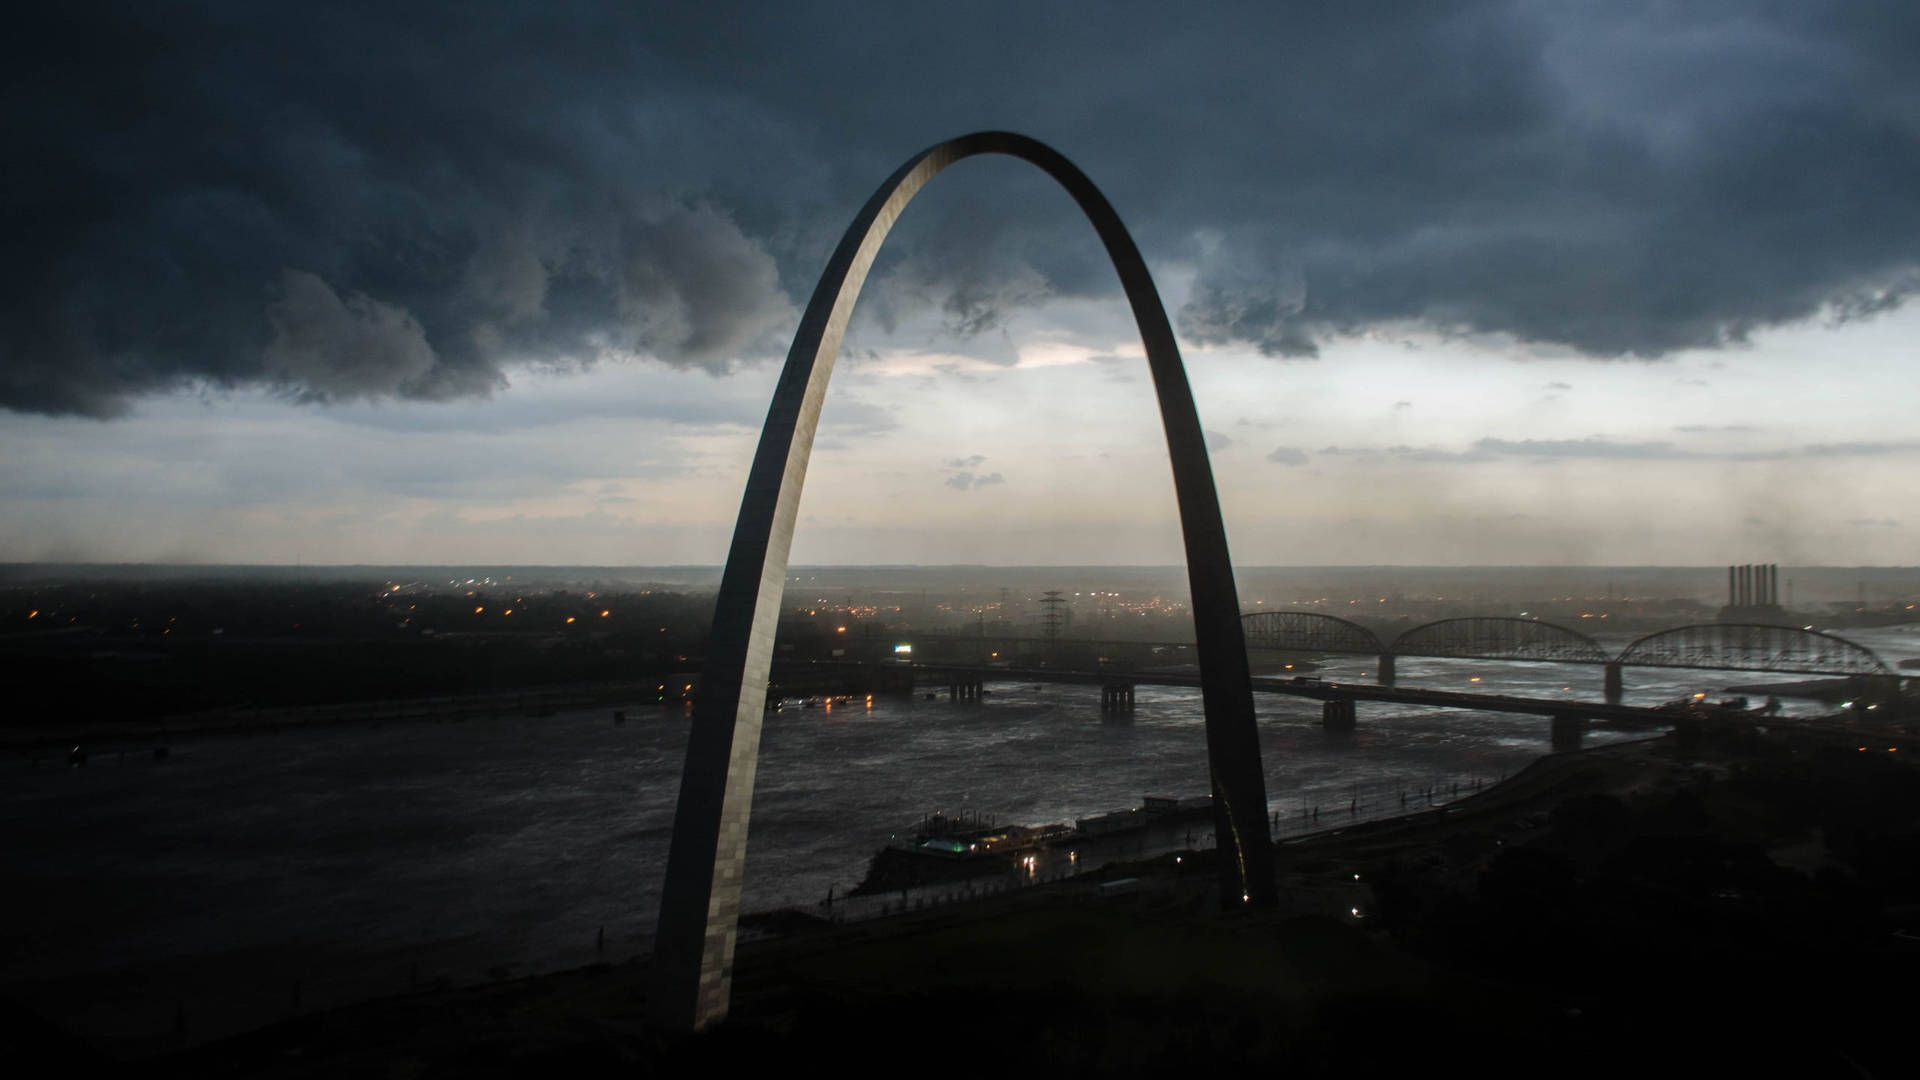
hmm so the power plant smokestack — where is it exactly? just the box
[1725,563,1783,614]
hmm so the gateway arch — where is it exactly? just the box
[651,131,1275,1030]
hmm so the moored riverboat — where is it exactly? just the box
[851,795,1213,894]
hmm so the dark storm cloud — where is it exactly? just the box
[7,2,1919,417]
[2,3,802,417]
[1172,4,1920,360]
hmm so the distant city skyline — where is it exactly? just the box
[4,4,1916,566]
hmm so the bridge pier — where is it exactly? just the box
[1550,713,1585,752]
[1100,682,1136,714]
[1322,697,1356,731]
[947,676,983,702]
[1603,663,1623,705]
[1377,653,1396,687]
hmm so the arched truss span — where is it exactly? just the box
[1618,623,1890,675]
[651,133,1273,1030]
[1242,611,1385,655]
[1392,617,1611,663]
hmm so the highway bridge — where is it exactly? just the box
[905,614,1901,704]
[908,662,1753,752]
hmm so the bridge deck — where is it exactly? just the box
[914,664,1706,724]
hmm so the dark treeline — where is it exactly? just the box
[1,578,712,726]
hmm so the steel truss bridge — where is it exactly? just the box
[908,661,1764,757]
[1240,612,1892,678]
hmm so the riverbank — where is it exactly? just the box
[62,720,1910,1077]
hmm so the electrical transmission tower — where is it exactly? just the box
[1040,590,1067,651]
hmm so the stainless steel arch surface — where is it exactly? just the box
[1617,623,1890,675]
[1242,611,1385,654]
[650,132,1274,1031]
[1392,617,1610,663]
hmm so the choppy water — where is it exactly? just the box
[4,624,1913,1048]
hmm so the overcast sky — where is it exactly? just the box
[4,2,1916,566]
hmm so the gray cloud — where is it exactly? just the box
[1314,438,1690,462]
[7,3,1920,417]
[1266,446,1309,466]
[944,470,1005,491]
[946,454,989,469]
[1316,435,1920,464]
[816,397,899,438]
[1473,437,1688,460]
[1204,430,1233,451]
[328,391,761,434]
[1802,440,1920,457]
